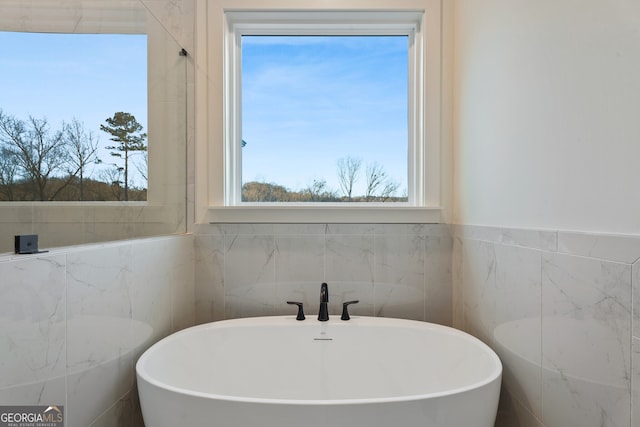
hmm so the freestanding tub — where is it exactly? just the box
[136,316,502,427]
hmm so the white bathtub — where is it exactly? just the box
[136,316,501,427]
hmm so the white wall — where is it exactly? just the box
[453,0,640,234]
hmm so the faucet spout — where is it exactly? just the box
[318,282,329,321]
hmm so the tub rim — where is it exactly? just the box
[136,316,502,406]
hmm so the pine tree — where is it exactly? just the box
[100,112,147,201]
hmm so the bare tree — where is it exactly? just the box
[0,110,72,201]
[134,150,148,184]
[99,168,124,201]
[378,180,401,201]
[304,179,337,201]
[0,146,18,200]
[336,156,362,201]
[365,162,386,201]
[64,118,100,200]
[365,161,399,201]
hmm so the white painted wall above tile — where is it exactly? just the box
[454,0,640,234]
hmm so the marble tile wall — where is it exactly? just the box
[0,234,194,427]
[454,225,640,427]
[194,223,453,326]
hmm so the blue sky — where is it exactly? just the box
[0,32,147,185]
[241,35,409,197]
[0,32,408,196]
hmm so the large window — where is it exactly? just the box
[0,32,148,202]
[240,35,408,203]
[201,4,442,223]
[0,0,188,253]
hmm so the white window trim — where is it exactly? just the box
[199,2,442,223]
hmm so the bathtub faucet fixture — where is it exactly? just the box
[318,282,329,321]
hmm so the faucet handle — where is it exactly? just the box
[286,301,305,321]
[341,300,360,321]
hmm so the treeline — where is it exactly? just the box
[242,180,407,202]
[0,109,147,201]
[0,177,146,202]
[242,155,407,203]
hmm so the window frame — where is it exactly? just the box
[0,1,189,252]
[200,4,443,223]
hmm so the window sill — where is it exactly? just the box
[206,205,442,224]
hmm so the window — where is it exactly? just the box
[0,32,148,202]
[201,5,442,223]
[0,1,188,252]
[240,34,408,203]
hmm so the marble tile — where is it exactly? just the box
[451,235,464,329]
[224,234,276,318]
[500,227,557,252]
[495,387,545,427]
[461,239,496,344]
[374,233,425,320]
[273,223,325,235]
[225,281,277,319]
[66,244,133,323]
[276,281,324,318]
[0,255,66,403]
[82,207,136,245]
[221,223,275,236]
[131,239,174,353]
[541,252,631,427]
[75,1,147,34]
[275,234,325,283]
[0,219,33,254]
[133,203,187,238]
[559,231,640,263]
[633,337,640,427]
[0,377,66,406]
[194,234,225,323]
[373,280,423,320]
[141,0,185,47]
[325,223,376,235]
[634,261,640,338]
[423,223,453,238]
[66,353,134,427]
[424,234,453,325]
[493,244,542,418]
[88,390,135,427]
[328,281,375,318]
[193,223,225,236]
[66,243,136,425]
[131,383,145,427]
[33,205,85,249]
[0,1,84,33]
[373,223,425,235]
[325,234,374,283]
[457,224,503,244]
[458,224,556,251]
[324,233,375,316]
[170,235,195,332]
[275,233,325,316]
[225,234,276,284]
[494,244,541,323]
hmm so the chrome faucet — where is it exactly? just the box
[318,282,329,321]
